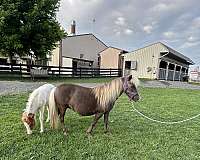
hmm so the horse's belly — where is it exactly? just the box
[72,104,97,116]
[79,111,96,116]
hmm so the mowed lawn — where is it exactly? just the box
[1,87,200,160]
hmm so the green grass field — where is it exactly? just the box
[1,88,200,160]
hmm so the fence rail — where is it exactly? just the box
[0,63,122,78]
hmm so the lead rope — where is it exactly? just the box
[131,102,200,124]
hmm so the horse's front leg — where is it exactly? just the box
[104,112,110,133]
[39,106,45,133]
[46,106,50,123]
[86,113,103,134]
[59,106,67,135]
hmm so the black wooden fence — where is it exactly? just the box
[0,63,122,78]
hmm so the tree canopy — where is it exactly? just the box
[0,0,66,61]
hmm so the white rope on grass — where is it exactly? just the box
[131,102,200,124]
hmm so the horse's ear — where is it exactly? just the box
[127,75,132,81]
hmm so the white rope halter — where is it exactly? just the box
[131,102,200,124]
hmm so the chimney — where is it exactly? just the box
[70,20,76,35]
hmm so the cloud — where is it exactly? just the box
[115,17,126,26]
[152,3,170,12]
[163,31,175,39]
[187,36,199,42]
[143,25,153,34]
[57,0,200,63]
[124,28,133,35]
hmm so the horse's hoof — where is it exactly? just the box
[63,132,67,136]
[86,129,92,135]
[27,132,32,135]
[40,130,44,133]
[86,132,93,138]
[104,130,111,134]
[86,131,91,134]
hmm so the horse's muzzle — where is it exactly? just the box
[132,95,140,102]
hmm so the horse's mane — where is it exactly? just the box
[92,77,123,109]
[25,89,39,113]
[92,75,140,109]
[131,75,140,88]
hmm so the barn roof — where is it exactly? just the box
[65,33,108,48]
[160,42,194,65]
[128,42,194,65]
[99,46,128,55]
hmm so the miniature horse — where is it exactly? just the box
[22,84,55,134]
[49,75,140,135]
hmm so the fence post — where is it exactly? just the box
[10,63,13,73]
[110,68,111,77]
[80,67,82,78]
[98,68,100,77]
[19,63,22,78]
[92,68,94,77]
[59,65,61,78]
[119,69,122,77]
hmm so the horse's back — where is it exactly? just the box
[55,84,98,116]
[32,83,55,105]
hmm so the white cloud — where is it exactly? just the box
[114,17,126,26]
[124,28,133,35]
[152,3,169,12]
[143,25,153,34]
[188,36,196,42]
[163,31,175,39]
[57,0,200,61]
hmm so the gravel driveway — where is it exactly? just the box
[0,80,200,96]
[0,81,99,95]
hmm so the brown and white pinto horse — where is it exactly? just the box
[49,75,140,135]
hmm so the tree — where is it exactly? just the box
[0,0,66,62]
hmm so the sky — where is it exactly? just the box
[57,0,200,66]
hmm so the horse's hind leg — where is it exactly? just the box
[86,113,103,134]
[104,112,110,133]
[39,106,45,133]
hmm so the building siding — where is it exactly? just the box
[123,43,167,79]
[49,45,60,66]
[100,47,121,69]
[62,34,107,67]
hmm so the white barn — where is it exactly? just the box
[123,42,194,81]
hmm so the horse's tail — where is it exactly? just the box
[49,87,59,129]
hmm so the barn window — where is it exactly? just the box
[131,61,137,70]
[125,61,137,70]
[159,61,167,69]
[125,61,131,69]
